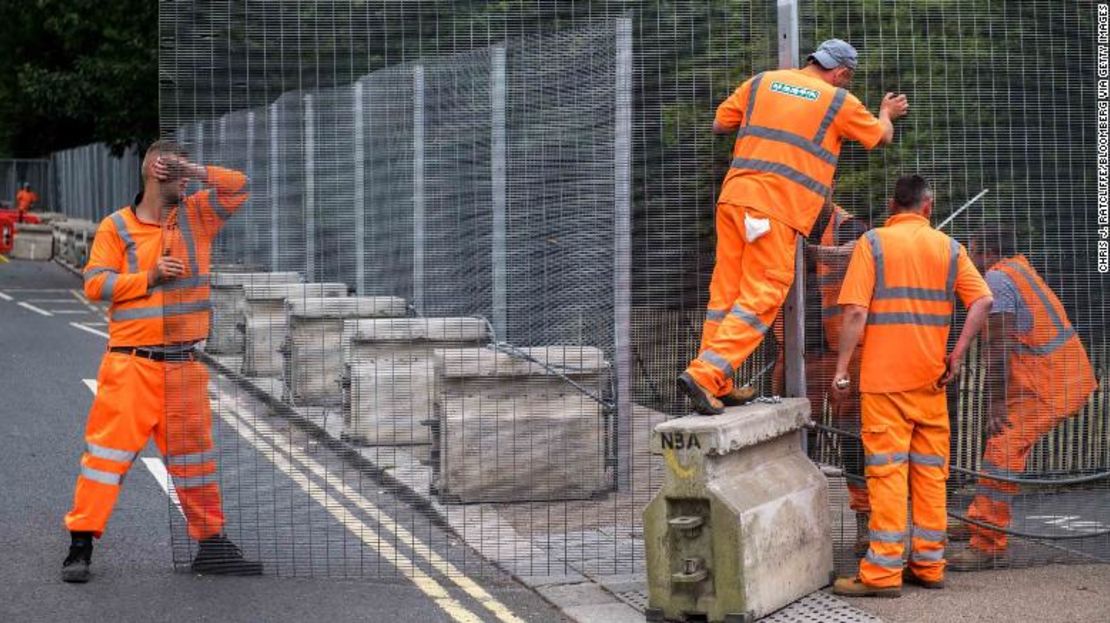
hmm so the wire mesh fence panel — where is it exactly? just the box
[134,0,1109,584]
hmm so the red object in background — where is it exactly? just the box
[0,209,40,225]
[0,214,14,254]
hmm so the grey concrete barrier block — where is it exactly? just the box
[206,272,302,355]
[241,283,347,377]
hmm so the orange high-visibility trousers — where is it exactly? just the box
[688,203,797,396]
[64,352,224,540]
[772,347,870,513]
[967,395,1064,554]
[858,386,949,587]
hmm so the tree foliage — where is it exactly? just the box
[0,0,157,157]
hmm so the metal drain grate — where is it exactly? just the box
[762,591,882,623]
[615,588,880,622]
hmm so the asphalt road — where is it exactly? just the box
[0,258,567,623]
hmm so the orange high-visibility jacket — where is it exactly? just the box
[715,69,885,235]
[990,255,1097,413]
[83,166,247,347]
[839,213,992,393]
[816,204,855,350]
[15,188,37,212]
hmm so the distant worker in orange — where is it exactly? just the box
[62,140,262,582]
[831,175,993,597]
[678,39,909,414]
[947,227,1098,570]
[770,191,871,548]
[15,182,39,222]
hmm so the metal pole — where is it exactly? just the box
[304,93,316,280]
[246,110,257,264]
[354,81,367,296]
[413,65,426,314]
[491,46,508,339]
[269,108,280,271]
[614,18,634,490]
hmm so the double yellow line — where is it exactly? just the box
[215,390,524,623]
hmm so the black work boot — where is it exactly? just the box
[191,534,263,576]
[61,531,94,583]
[677,373,724,415]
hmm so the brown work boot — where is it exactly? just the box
[677,373,724,415]
[903,567,944,589]
[719,384,756,407]
[947,521,971,542]
[948,546,1009,572]
[832,576,901,598]
[853,512,870,558]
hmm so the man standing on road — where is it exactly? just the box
[830,175,993,597]
[15,182,38,222]
[678,39,909,415]
[948,227,1098,570]
[62,140,262,582]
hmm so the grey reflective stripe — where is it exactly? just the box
[111,300,212,321]
[813,88,847,146]
[705,308,727,322]
[207,188,232,221]
[910,548,945,563]
[1001,259,1075,355]
[166,450,217,466]
[735,125,838,165]
[865,550,904,569]
[744,72,764,123]
[869,530,904,543]
[868,230,951,302]
[730,304,769,334]
[909,452,946,467]
[866,452,908,466]
[84,266,115,279]
[976,484,1015,504]
[85,268,120,299]
[945,239,959,298]
[87,442,136,463]
[730,157,829,198]
[172,473,219,488]
[177,205,201,276]
[109,212,138,273]
[912,526,946,543]
[875,287,950,302]
[153,274,211,292]
[1012,328,1077,356]
[821,305,843,319]
[868,312,951,327]
[699,349,734,378]
[81,465,122,486]
[982,459,1021,479]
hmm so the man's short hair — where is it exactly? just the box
[892,174,931,212]
[141,139,188,183]
[971,225,1017,257]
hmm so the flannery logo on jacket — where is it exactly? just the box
[770,81,820,101]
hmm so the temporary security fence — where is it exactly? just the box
[31,0,1093,582]
[50,143,140,223]
[0,158,53,213]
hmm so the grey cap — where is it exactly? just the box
[808,39,858,70]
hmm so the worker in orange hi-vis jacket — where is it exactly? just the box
[678,38,909,415]
[946,227,1098,571]
[15,182,38,222]
[830,175,994,597]
[61,140,262,583]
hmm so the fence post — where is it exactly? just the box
[491,46,508,339]
[304,93,316,280]
[614,17,634,490]
[269,108,280,271]
[246,110,257,264]
[777,0,807,454]
[413,65,426,314]
[354,81,367,296]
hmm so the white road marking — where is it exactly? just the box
[50,310,93,314]
[70,322,110,339]
[17,301,53,316]
[215,390,525,623]
[26,298,83,303]
[0,290,13,301]
[83,379,97,394]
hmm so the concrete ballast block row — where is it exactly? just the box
[344,317,489,446]
[206,271,303,354]
[432,346,611,504]
[11,224,55,261]
[283,296,408,405]
[241,283,348,377]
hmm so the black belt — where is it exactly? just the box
[109,346,197,362]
